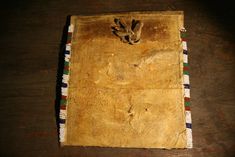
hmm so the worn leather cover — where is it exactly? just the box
[64,12,186,148]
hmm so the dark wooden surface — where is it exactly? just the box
[0,0,235,156]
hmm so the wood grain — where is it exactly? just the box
[0,0,234,156]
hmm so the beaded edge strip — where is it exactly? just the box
[181,28,193,148]
[59,24,74,143]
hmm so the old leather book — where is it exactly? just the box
[59,11,192,149]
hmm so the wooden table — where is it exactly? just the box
[0,0,234,156]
